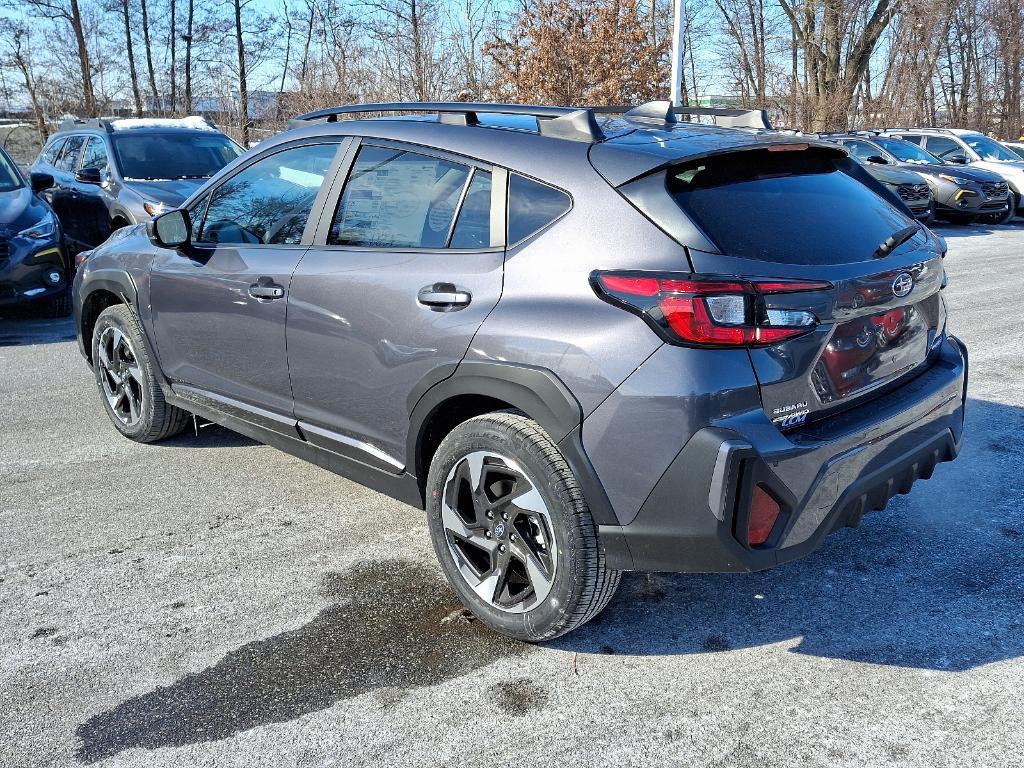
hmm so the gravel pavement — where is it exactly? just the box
[1,222,1023,768]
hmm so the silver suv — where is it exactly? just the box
[73,102,968,641]
[30,117,242,252]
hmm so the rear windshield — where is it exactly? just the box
[668,148,914,264]
[112,132,242,180]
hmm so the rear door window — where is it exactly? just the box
[449,170,492,248]
[329,145,472,248]
[55,136,85,173]
[507,174,571,244]
[667,148,914,265]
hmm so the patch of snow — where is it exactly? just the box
[110,116,217,132]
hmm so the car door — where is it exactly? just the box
[149,139,344,422]
[286,139,506,471]
[48,135,88,249]
[72,136,114,246]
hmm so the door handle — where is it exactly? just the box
[249,278,285,300]
[418,282,472,311]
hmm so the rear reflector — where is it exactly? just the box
[748,485,782,545]
[591,271,831,348]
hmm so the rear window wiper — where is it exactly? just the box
[873,223,920,259]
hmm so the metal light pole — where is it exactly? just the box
[670,0,684,106]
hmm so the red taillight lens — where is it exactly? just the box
[748,484,782,546]
[592,271,831,348]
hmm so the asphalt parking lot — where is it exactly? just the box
[2,222,1023,768]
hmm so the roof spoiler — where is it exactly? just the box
[619,101,772,130]
[59,117,114,133]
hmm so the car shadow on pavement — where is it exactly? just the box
[73,399,1022,761]
[74,560,524,764]
[556,397,1024,672]
[0,313,75,346]
[160,422,260,449]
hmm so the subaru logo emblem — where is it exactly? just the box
[493,521,506,539]
[892,272,913,298]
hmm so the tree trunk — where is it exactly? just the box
[279,0,292,119]
[69,0,96,116]
[234,0,250,147]
[121,0,144,117]
[169,0,177,113]
[410,0,426,100]
[184,0,194,112]
[140,0,159,110]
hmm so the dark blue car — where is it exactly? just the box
[0,145,69,317]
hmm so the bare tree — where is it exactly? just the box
[486,0,668,105]
[20,0,98,115]
[115,0,145,116]
[140,0,159,107]
[1,22,49,140]
[780,0,900,130]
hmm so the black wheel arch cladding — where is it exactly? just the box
[407,360,620,527]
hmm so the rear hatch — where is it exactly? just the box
[617,143,948,429]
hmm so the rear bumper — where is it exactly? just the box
[599,335,967,572]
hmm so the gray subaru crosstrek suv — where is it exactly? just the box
[73,102,968,642]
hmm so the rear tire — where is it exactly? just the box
[91,304,190,443]
[426,412,620,642]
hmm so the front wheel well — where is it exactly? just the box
[80,289,124,363]
[415,394,516,498]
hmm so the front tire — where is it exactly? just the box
[41,287,72,318]
[426,412,620,642]
[91,304,190,443]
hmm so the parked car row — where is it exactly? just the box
[0,116,241,317]
[819,128,1023,226]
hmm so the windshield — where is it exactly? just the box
[0,149,24,192]
[875,138,941,165]
[112,132,242,180]
[668,148,915,265]
[963,135,1021,162]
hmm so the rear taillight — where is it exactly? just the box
[592,271,831,348]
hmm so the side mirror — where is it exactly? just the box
[30,172,54,193]
[146,209,191,249]
[866,155,888,164]
[947,154,969,165]
[75,167,103,184]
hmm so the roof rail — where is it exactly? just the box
[59,117,113,133]
[289,102,605,143]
